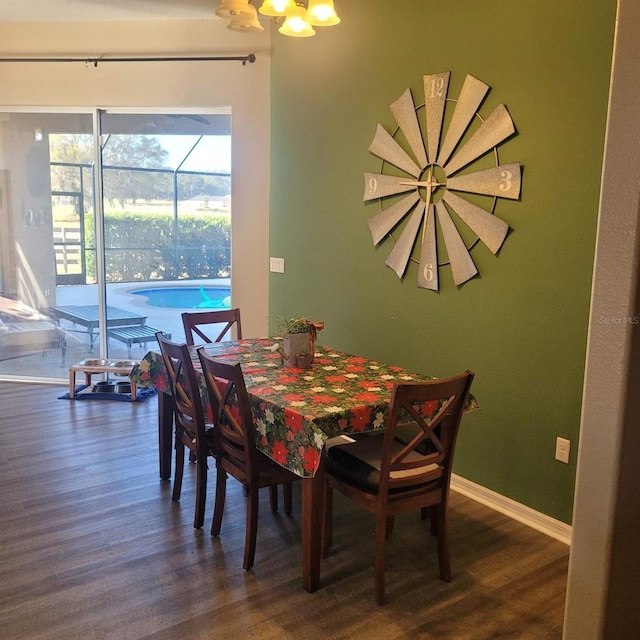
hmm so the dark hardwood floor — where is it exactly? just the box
[0,382,569,639]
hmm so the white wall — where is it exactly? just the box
[0,19,272,337]
[564,0,640,637]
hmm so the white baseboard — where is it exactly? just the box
[451,474,572,545]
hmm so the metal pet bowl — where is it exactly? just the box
[109,360,138,369]
[92,381,117,393]
[114,382,132,394]
[81,358,111,367]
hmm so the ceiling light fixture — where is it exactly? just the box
[216,1,341,38]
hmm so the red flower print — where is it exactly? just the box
[252,386,276,396]
[350,406,371,431]
[346,364,365,373]
[153,375,167,391]
[283,393,305,403]
[311,393,339,404]
[285,408,304,433]
[325,375,348,383]
[277,374,299,384]
[348,356,368,364]
[301,446,320,473]
[271,439,288,465]
[338,418,348,430]
[355,391,382,403]
[421,399,440,418]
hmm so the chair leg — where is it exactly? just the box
[244,484,259,570]
[172,442,185,502]
[269,485,278,512]
[322,485,333,558]
[211,466,227,537]
[193,452,207,529]
[434,502,451,582]
[385,515,394,538]
[375,514,388,605]
[283,482,293,515]
[430,504,437,535]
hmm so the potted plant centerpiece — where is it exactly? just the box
[279,315,324,367]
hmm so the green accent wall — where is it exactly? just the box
[268,0,617,523]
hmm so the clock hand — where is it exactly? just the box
[398,180,443,188]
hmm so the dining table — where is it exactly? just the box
[130,337,479,592]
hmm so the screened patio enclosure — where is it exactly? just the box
[0,109,232,382]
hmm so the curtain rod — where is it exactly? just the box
[0,53,256,67]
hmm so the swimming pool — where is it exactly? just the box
[130,286,231,309]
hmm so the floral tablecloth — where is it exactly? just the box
[131,337,479,478]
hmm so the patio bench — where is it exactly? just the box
[107,326,171,358]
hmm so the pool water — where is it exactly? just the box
[131,286,231,309]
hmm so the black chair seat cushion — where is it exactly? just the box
[326,430,439,493]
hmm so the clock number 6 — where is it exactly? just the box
[423,263,434,282]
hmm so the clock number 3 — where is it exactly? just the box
[499,170,513,193]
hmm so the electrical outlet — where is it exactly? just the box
[555,437,570,464]
[269,257,285,273]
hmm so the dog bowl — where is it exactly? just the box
[81,358,111,367]
[92,381,117,393]
[109,360,138,369]
[114,382,131,394]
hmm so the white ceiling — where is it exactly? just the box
[0,0,219,23]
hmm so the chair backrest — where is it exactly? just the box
[182,308,242,345]
[197,348,258,480]
[379,370,474,495]
[156,332,207,449]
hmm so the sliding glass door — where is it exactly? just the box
[0,108,231,382]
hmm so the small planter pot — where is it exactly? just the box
[284,332,311,366]
[295,354,312,370]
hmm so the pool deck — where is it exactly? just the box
[0,279,230,382]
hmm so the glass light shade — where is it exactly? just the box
[216,0,253,19]
[258,0,298,17]
[228,4,265,32]
[279,13,315,37]
[305,0,340,26]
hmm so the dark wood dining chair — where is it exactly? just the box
[156,332,216,529]
[182,308,242,345]
[197,348,299,570]
[321,370,474,605]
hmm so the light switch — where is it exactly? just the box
[270,257,285,273]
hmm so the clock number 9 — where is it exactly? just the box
[368,176,378,195]
[423,263,434,282]
[499,170,513,193]
[427,77,445,99]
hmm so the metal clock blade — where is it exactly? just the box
[423,72,450,164]
[417,204,438,290]
[443,104,516,176]
[446,162,521,199]
[435,200,478,286]
[363,172,418,201]
[367,191,421,245]
[390,88,427,169]
[368,124,422,178]
[437,74,490,167]
[385,200,426,279]
[442,191,509,255]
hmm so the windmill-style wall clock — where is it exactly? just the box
[363,71,521,290]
